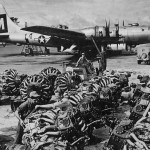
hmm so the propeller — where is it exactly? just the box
[105,19,110,37]
[116,23,119,49]
[123,20,125,27]
[114,21,120,49]
[117,43,118,50]
[114,21,119,37]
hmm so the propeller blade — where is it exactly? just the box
[108,19,110,28]
[105,19,107,28]
[105,19,110,37]
[114,21,119,37]
[123,20,124,26]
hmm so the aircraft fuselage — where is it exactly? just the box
[80,25,150,46]
[118,26,150,45]
[1,31,51,46]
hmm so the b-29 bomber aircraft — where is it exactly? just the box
[0,4,120,55]
[1,3,150,55]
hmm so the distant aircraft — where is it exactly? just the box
[0,4,121,56]
[20,18,150,53]
[109,22,150,50]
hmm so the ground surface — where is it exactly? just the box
[0,45,148,149]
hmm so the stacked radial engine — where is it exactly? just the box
[2,67,133,150]
[104,74,150,150]
[20,74,52,103]
[1,69,22,96]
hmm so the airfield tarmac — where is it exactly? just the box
[0,45,148,75]
[0,44,149,149]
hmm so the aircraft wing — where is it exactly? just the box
[21,26,86,48]
[21,26,121,49]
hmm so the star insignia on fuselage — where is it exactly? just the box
[34,35,50,44]
[38,35,46,44]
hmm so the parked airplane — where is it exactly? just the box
[1,3,150,55]
[22,19,150,52]
[0,4,121,56]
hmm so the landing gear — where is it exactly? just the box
[147,60,150,65]
[126,44,131,51]
[44,47,50,55]
[2,42,6,47]
[21,45,44,56]
[137,60,141,64]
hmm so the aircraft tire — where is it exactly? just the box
[147,60,150,65]
[137,60,141,64]
[2,42,6,47]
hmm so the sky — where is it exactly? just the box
[0,0,150,29]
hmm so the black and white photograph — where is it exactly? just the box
[0,0,150,149]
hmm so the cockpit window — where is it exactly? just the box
[0,14,8,33]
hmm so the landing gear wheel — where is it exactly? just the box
[2,42,6,47]
[137,60,141,64]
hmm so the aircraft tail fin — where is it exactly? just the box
[0,4,20,35]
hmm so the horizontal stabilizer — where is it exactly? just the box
[0,33,9,38]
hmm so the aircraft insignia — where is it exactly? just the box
[38,35,46,44]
